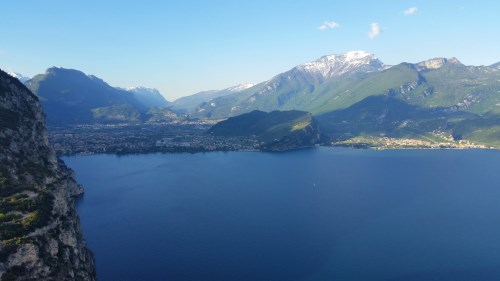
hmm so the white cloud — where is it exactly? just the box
[368,22,382,39]
[404,7,418,15]
[318,21,340,30]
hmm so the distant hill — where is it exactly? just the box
[171,83,254,113]
[209,110,321,151]
[145,107,178,123]
[316,95,477,138]
[490,62,500,68]
[25,67,146,125]
[124,87,171,108]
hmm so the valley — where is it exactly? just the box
[2,1,500,280]
[12,50,499,152]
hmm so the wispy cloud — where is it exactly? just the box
[317,21,340,30]
[404,7,418,15]
[368,22,382,39]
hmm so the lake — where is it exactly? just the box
[65,148,500,281]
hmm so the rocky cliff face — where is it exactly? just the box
[0,69,95,280]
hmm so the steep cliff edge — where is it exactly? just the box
[0,69,95,280]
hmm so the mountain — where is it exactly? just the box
[120,87,179,122]
[209,110,321,151]
[414,57,461,70]
[193,51,500,147]
[6,71,31,83]
[124,87,171,108]
[0,69,95,279]
[316,95,476,138]
[145,107,178,123]
[319,58,500,147]
[491,62,500,69]
[171,83,254,113]
[26,67,146,125]
[194,51,386,119]
[404,58,500,115]
[294,50,385,78]
[194,53,500,119]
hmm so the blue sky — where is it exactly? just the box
[1,0,499,100]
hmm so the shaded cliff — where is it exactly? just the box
[0,69,95,280]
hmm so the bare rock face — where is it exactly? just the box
[0,69,96,280]
[416,57,462,71]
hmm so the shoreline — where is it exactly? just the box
[58,143,499,157]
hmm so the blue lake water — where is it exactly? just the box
[64,148,500,281]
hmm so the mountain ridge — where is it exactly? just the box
[192,51,394,119]
[11,50,500,147]
[189,51,500,147]
[122,86,171,108]
[192,52,500,120]
[26,67,148,125]
[6,71,31,83]
[296,50,384,78]
[490,62,500,69]
[171,83,255,113]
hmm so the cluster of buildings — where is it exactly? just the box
[154,135,259,151]
[49,123,260,155]
[332,136,489,149]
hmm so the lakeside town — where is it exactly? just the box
[48,123,496,156]
[332,136,493,150]
[49,123,261,155]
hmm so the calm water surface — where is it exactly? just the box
[64,148,500,281]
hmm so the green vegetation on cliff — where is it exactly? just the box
[0,68,96,280]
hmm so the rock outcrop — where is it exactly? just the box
[0,69,95,280]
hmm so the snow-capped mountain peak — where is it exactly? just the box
[343,50,373,62]
[297,50,384,78]
[7,71,31,83]
[226,83,255,92]
[125,86,161,95]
